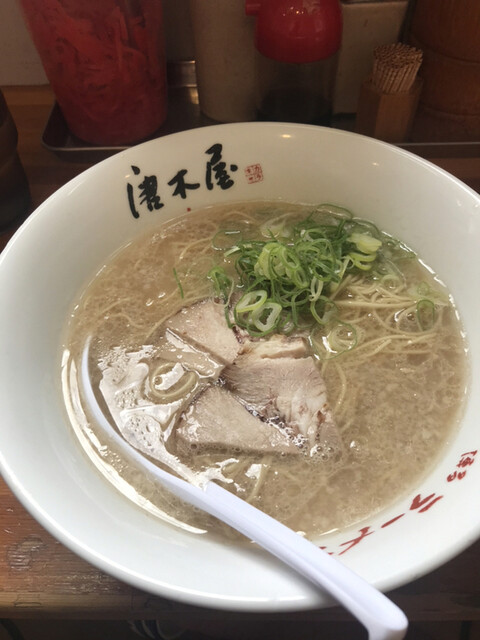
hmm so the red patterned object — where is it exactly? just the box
[19,0,168,145]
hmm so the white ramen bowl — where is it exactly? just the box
[0,123,479,612]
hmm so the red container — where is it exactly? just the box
[245,0,342,125]
[19,0,168,145]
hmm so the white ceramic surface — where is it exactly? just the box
[0,123,479,612]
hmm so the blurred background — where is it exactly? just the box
[1,0,479,146]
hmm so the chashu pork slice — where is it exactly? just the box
[176,386,300,456]
[165,299,242,365]
[223,339,342,457]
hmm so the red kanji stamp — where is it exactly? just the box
[447,450,477,482]
[319,545,335,556]
[338,526,374,555]
[244,163,264,184]
[457,450,478,467]
[410,493,443,513]
[381,514,405,528]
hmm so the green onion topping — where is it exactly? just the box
[199,207,436,352]
[207,210,386,337]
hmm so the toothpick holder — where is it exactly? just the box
[355,77,423,143]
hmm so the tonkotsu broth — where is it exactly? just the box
[61,201,468,540]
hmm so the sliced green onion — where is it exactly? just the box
[234,293,282,336]
[309,277,324,302]
[310,297,338,326]
[236,290,268,314]
[207,266,233,301]
[380,273,403,291]
[348,251,378,270]
[376,258,405,285]
[173,268,184,299]
[347,219,382,239]
[416,298,436,331]
[348,232,382,254]
[207,209,390,340]
[251,301,282,334]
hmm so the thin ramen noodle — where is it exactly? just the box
[61,202,468,541]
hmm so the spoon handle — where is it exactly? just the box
[200,481,408,640]
[81,340,407,637]
[110,456,408,640]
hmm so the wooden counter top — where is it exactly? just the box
[1,85,479,629]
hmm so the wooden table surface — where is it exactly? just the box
[1,85,480,627]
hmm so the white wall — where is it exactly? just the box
[0,0,47,85]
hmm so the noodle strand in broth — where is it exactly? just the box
[61,201,468,541]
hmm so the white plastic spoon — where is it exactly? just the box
[155,471,408,640]
[80,345,408,640]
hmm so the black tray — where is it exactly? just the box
[42,61,480,163]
